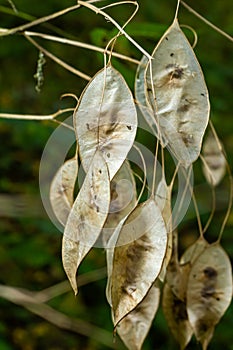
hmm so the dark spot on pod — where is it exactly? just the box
[99,169,102,174]
[147,87,152,92]
[107,152,110,158]
[166,63,176,69]
[173,297,188,322]
[165,37,169,41]
[203,266,217,279]
[178,104,190,113]
[127,125,132,130]
[172,67,184,79]
[201,285,215,299]
[197,321,208,335]
[96,206,100,213]
[86,123,90,130]
[170,53,174,57]
[201,93,205,97]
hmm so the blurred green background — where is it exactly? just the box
[0,0,232,349]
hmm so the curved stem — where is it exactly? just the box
[209,121,233,242]
[180,24,198,48]
[78,0,152,60]
[133,144,147,204]
[200,154,216,234]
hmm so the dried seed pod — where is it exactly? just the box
[75,63,137,180]
[117,282,160,350]
[111,198,167,325]
[162,282,193,350]
[187,243,232,349]
[62,150,110,294]
[146,19,210,167]
[202,130,226,186]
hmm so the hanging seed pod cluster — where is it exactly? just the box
[48,4,232,350]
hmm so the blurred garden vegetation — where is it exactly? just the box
[0,0,233,349]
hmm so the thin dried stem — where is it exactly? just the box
[151,137,160,196]
[24,30,140,65]
[0,4,81,36]
[100,0,138,11]
[78,0,152,60]
[25,34,91,80]
[104,0,139,62]
[0,108,73,121]
[200,154,216,235]
[208,121,233,242]
[7,0,18,13]
[133,144,147,203]
[174,0,181,21]
[218,160,233,242]
[180,24,198,48]
[181,1,233,43]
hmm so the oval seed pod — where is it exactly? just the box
[145,19,210,167]
[202,130,226,186]
[49,157,78,226]
[162,283,193,350]
[111,198,167,325]
[62,150,110,294]
[74,63,137,180]
[187,243,232,349]
[117,282,160,350]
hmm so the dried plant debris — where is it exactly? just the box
[62,151,110,294]
[111,198,167,325]
[202,130,226,186]
[74,63,137,180]
[50,157,78,226]
[145,19,210,166]
[186,243,232,349]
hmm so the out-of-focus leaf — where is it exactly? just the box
[117,282,160,350]
[50,157,78,226]
[187,243,232,349]
[162,283,193,350]
[111,198,167,325]
[146,19,210,167]
[62,151,110,294]
[74,63,137,180]
[202,130,226,186]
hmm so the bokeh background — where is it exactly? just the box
[0,0,232,349]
